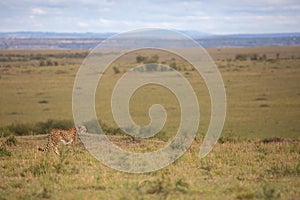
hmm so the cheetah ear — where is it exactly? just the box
[78,125,87,134]
[76,125,86,133]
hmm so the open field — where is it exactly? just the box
[0,135,299,199]
[0,46,300,199]
[0,46,299,138]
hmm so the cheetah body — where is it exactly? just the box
[38,126,87,155]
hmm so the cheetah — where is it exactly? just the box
[38,125,87,155]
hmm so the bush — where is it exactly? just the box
[39,60,46,66]
[261,137,285,144]
[262,185,280,200]
[0,135,16,156]
[136,55,148,63]
[170,62,177,70]
[46,60,53,66]
[39,60,56,66]
[0,127,11,137]
[235,54,248,61]
[250,54,258,60]
[7,123,33,136]
[34,119,74,134]
[38,100,49,104]
[99,121,122,135]
[3,136,17,146]
[0,147,11,156]
[4,119,74,135]
[51,119,74,130]
[148,55,159,63]
[113,67,120,74]
[136,55,160,64]
[259,54,267,60]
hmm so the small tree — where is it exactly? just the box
[148,54,159,63]
[250,54,258,61]
[113,67,120,74]
[136,55,147,63]
[235,54,247,61]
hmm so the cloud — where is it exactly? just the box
[98,7,111,12]
[78,21,89,27]
[0,0,299,33]
[31,8,46,15]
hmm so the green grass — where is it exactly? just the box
[0,47,299,199]
[0,47,299,138]
[0,135,299,199]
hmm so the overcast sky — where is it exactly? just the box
[0,0,299,34]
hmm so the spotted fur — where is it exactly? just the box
[38,126,87,155]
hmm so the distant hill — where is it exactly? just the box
[0,31,299,49]
[0,31,114,39]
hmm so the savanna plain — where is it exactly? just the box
[0,46,299,199]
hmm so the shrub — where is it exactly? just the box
[261,137,285,144]
[34,119,74,134]
[7,123,33,136]
[99,121,122,135]
[262,185,280,200]
[170,62,177,70]
[0,147,11,156]
[0,127,11,137]
[38,100,49,104]
[4,119,74,135]
[39,60,46,66]
[250,54,258,60]
[148,55,159,63]
[113,66,120,74]
[46,60,53,66]
[235,54,248,61]
[259,54,267,60]
[136,55,159,64]
[3,136,17,146]
[136,55,147,63]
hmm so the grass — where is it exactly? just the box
[0,135,299,199]
[0,46,299,199]
[1,47,299,138]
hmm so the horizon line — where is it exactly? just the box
[0,30,300,36]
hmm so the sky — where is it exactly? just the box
[0,0,300,34]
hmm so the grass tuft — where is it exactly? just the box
[0,146,11,156]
